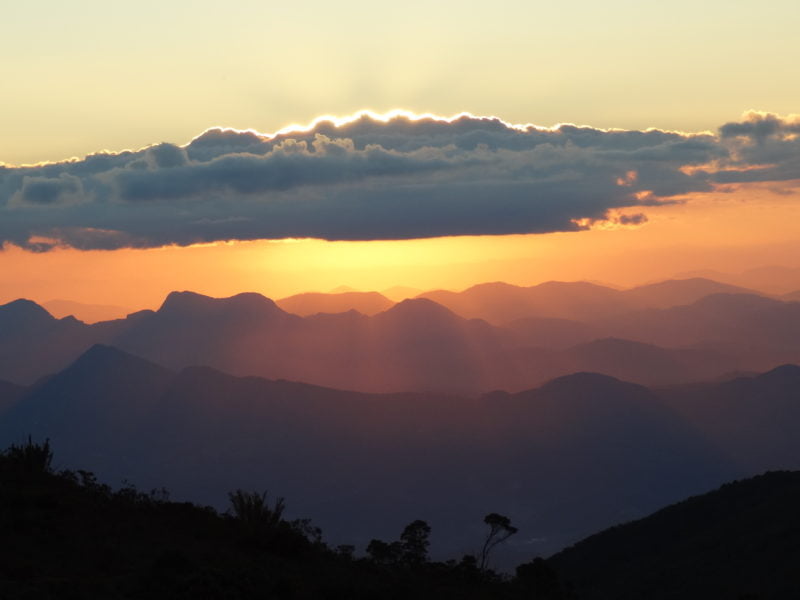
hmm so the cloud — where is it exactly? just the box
[617,213,648,226]
[0,111,798,251]
[11,173,84,206]
[712,111,800,184]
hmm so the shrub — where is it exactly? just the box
[228,489,285,529]
[3,436,53,474]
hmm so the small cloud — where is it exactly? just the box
[617,212,648,226]
[11,173,84,207]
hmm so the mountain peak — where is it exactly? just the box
[0,299,58,334]
[73,343,144,366]
[67,344,174,378]
[533,371,644,399]
[379,297,459,321]
[0,298,53,320]
[224,292,281,311]
[544,371,628,388]
[276,291,393,317]
[691,292,779,310]
[158,291,215,313]
[756,363,800,382]
[158,291,214,313]
[158,291,282,316]
[465,281,522,293]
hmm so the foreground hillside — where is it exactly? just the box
[550,471,800,599]
[2,442,799,599]
[0,441,528,600]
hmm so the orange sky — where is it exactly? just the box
[1,181,798,313]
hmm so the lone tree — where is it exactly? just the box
[399,519,431,564]
[479,513,518,571]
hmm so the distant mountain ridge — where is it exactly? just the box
[277,291,394,316]
[43,299,131,323]
[674,265,800,295]
[416,277,763,324]
[0,277,797,394]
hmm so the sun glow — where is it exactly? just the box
[7,108,735,170]
[186,108,711,153]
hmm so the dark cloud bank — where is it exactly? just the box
[1,111,798,251]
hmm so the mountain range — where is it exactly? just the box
[1,277,798,394]
[2,343,799,564]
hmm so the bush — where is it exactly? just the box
[2,436,53,474]
[228,489,285,529]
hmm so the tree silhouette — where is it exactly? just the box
[3,436,53,473]
[228,489,285,530]
[367,519,432,566]
[516,557,563,598]
[479,513,518,571]
[366,538,400,564]
[400,519,431,564]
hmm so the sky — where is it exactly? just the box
[2,0,800,311]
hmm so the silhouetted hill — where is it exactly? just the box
[7,293,520,393]
[657,363,800,473]
[157,290,286,318]
[489,373,733,538]
[417,278,765,325]
[676,265,800,295]
[503,317,600,350]
[561,337,735,386]
[0,344,175,477]
[418,281,629,324]
[620,277,761,308]
[502,337,738,388]
[549,471,800,599]
[0,298,57,331]
[106,294,519,395]
[2,286,798,393]
[0,346,741,564]
[0,298,99,383]
[277,291,394,316]
[102,291,303,383]
[598,293,800,367]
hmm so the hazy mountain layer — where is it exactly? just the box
[276,291,394,316]
[42,299,132,323]
[6,346,800,564]
[1,279,798,394]
[417,278,762,324]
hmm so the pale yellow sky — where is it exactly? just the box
[3,0,800,165]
